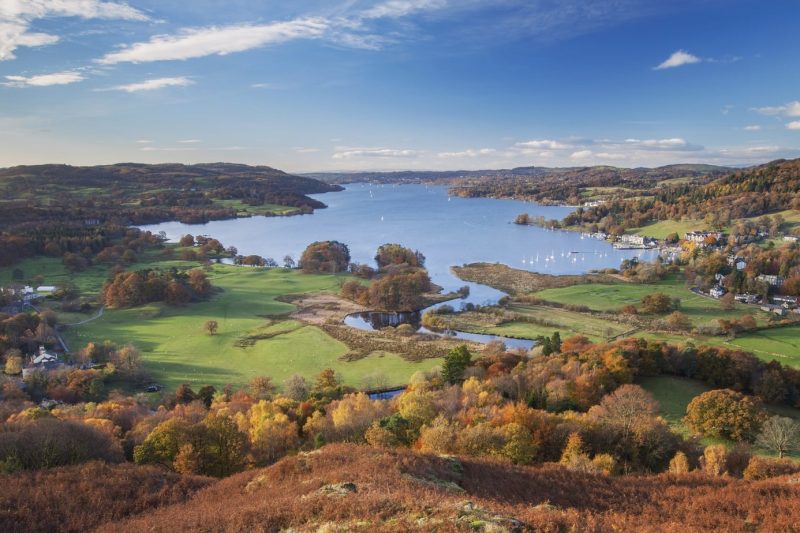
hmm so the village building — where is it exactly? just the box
[710,286,726,298]
[684,231,723,244]
[756,274,784,288]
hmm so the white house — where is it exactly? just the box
[757,274,784,288]
[710,286,726,298]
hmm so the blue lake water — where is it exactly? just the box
[141,184,656,346]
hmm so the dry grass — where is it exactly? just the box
[452,262,621,296]
[72,444,800,532]
[0,461,214,533]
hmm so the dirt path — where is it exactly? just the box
[62,305,106,326]
[287,293,367,325]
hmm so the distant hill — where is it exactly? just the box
[0,163,342,232]
[564,158,800,232]
[5,444,799,532]
[304,163,734,185]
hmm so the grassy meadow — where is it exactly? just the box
[639,375,800,458]
[64,265,440,391]
[533,274,771,328]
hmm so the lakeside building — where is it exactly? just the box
[756,274,784,288]
[684,231,724,245]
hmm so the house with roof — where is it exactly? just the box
[757,274,784,288]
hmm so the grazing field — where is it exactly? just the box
[728,326,800,367]
[629,219,708,239]
[0,256,110,296]
[65,265,440,391]
[639,375,800,457]
[533,274,771,328]
[212,198,300,216]
[493,303,631,343]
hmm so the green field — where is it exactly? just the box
[64,265,441,391]
[485,303,631,343]
[0,256,110,296]
[639,375,800,457]
[728,326,800,366]
[629,219,708,239]
[212,198,300,217]
[533,274,770,328]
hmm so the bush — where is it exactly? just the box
[0,418,123,470]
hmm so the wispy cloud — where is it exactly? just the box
[97,19,329,64]
[177,139,201,144]
[104,76,194,92]
[752,100,800,117]
[514,139,571,151]
[135,139,153,144]
[570,149,593,160]
[3,70,84,87]
[294,147,321,153]
[360,0,448,20]
[0,0,148,61]
[438,148,496,158]
[787,121,800,131]
[743,125,761,131]
[332,147,419,159]
[654,50,701,70]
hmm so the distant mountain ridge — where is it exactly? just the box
[303,163,735,184]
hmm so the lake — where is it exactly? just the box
[141,184,656,347]
[142,183,654,296]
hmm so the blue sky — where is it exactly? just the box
[1,0,799,172]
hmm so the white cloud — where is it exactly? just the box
[654,49,701,70]
[97,19,329,64]
[140,146,197,152]
[177,139,201,144]
[438,148,496,158]
[623,137,697,150]
[360,0,447,20]
[753,100,800,117]
[743,125,762,131]
[514,139,570,150]
[0,1,148,61]
[570,149,593,160]
[294,147,320,153]
[3,70,84,87]
[105,76,194,92]
[333,147,418,159]
[787,121,800,131]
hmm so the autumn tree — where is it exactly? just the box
[248,376,275,400]
[299,241,350,273]
[641,292,678,314]
[685,389,765,442]
[591,384,659,439]
[665,311,692,331]
[204,320,218,336]
[283,374,309,401]
[720,292,735,311]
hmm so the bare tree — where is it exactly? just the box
[756,416,800,458]
[204,320,219,335]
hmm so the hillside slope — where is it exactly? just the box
[0,163,342,232]
[9,444,796,532]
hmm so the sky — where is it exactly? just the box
[1,0,799,172]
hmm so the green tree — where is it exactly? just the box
[441,344,471,385]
